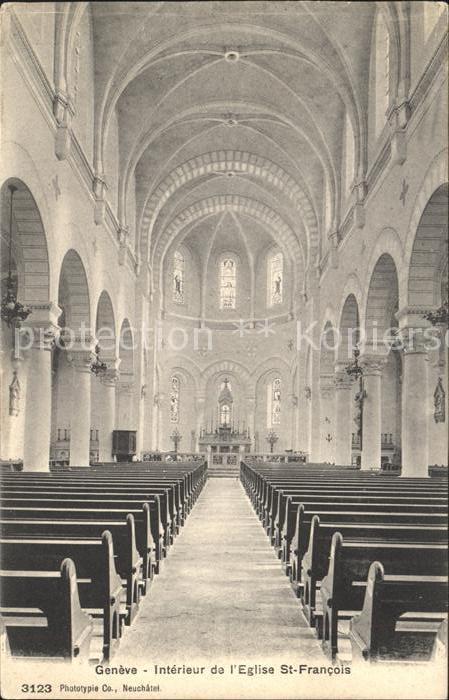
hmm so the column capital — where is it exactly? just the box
[100,368,120,387]
[399,328,431,355]
[395,305,433,329]
[117,381,134,395]
[334,368,353,390]
[17,302,62,351]
[68,349,96,373]
[320,372,335,398]
[359,352,388,376]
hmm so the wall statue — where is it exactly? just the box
[434,377,446,423]
[9,370,20,416]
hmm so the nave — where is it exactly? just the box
[116,478,323,663]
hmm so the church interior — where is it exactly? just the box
[0,1,448,693]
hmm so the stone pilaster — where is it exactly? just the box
[67,340,96,467]
[400,330,430,478]
[22,305,61,471]
[334,365,353,466]
[359,353,387,471]
[98,367,119,462]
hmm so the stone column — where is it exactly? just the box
[401,334,429,477]
[68,344,95,467]
[21,305,60,471]
[334,366,353,466]
[360,354,386,471]
[98,368,119,462]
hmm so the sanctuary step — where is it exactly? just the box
[207,464,240,478]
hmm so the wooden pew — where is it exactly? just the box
[0,558,93,661]
[284,499,448,576]
[272,481,447,546]
[300,516,447,627]
[349,561,448,662]
[0,514,142,625]
[0,503,155,587]
[265,483,447,535]
[2,480,177,543]
[1,495,164,575]
[0,531,125,661]
[263,479,446,530]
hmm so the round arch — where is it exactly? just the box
[118,318,134,380]
[407,183,448,310]
[200,359,251,395]
[1,178,50,306]
[338,294,360,362]
[365,253,399,343]
[95,290,117,360]
[57,249,90,333]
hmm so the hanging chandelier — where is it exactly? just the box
[345,346,363,379]
[1,185,32,328]
[424,300,449,326]
[90,344,108,376]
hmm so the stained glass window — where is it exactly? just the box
[220,258,236,310]
[220,404,231,426]
[272,378,281,425]
[170,376,180,423]
[173,251,184,304]
[269,253,283,306]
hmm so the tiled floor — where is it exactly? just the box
[117,478,325,664]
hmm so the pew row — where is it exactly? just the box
[0,532,126,661]
[0,558,93,661]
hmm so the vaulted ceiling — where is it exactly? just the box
[89,1,377,279]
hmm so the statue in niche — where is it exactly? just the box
[274,274,282,295]
[9,371,20,416]
[174,274,182,296]
[434,377,446,423]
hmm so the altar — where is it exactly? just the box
[198,424,252,466]
[199,377,252,465]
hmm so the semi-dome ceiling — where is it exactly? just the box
[89,1,378,286]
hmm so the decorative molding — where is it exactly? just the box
[8,10,54,118]
[366,139,391,197]
[409,32,448,117]
[6,7,126,266]
[69,131,95,193]
[338,205,354,243]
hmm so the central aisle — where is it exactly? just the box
[117,478,325,663]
